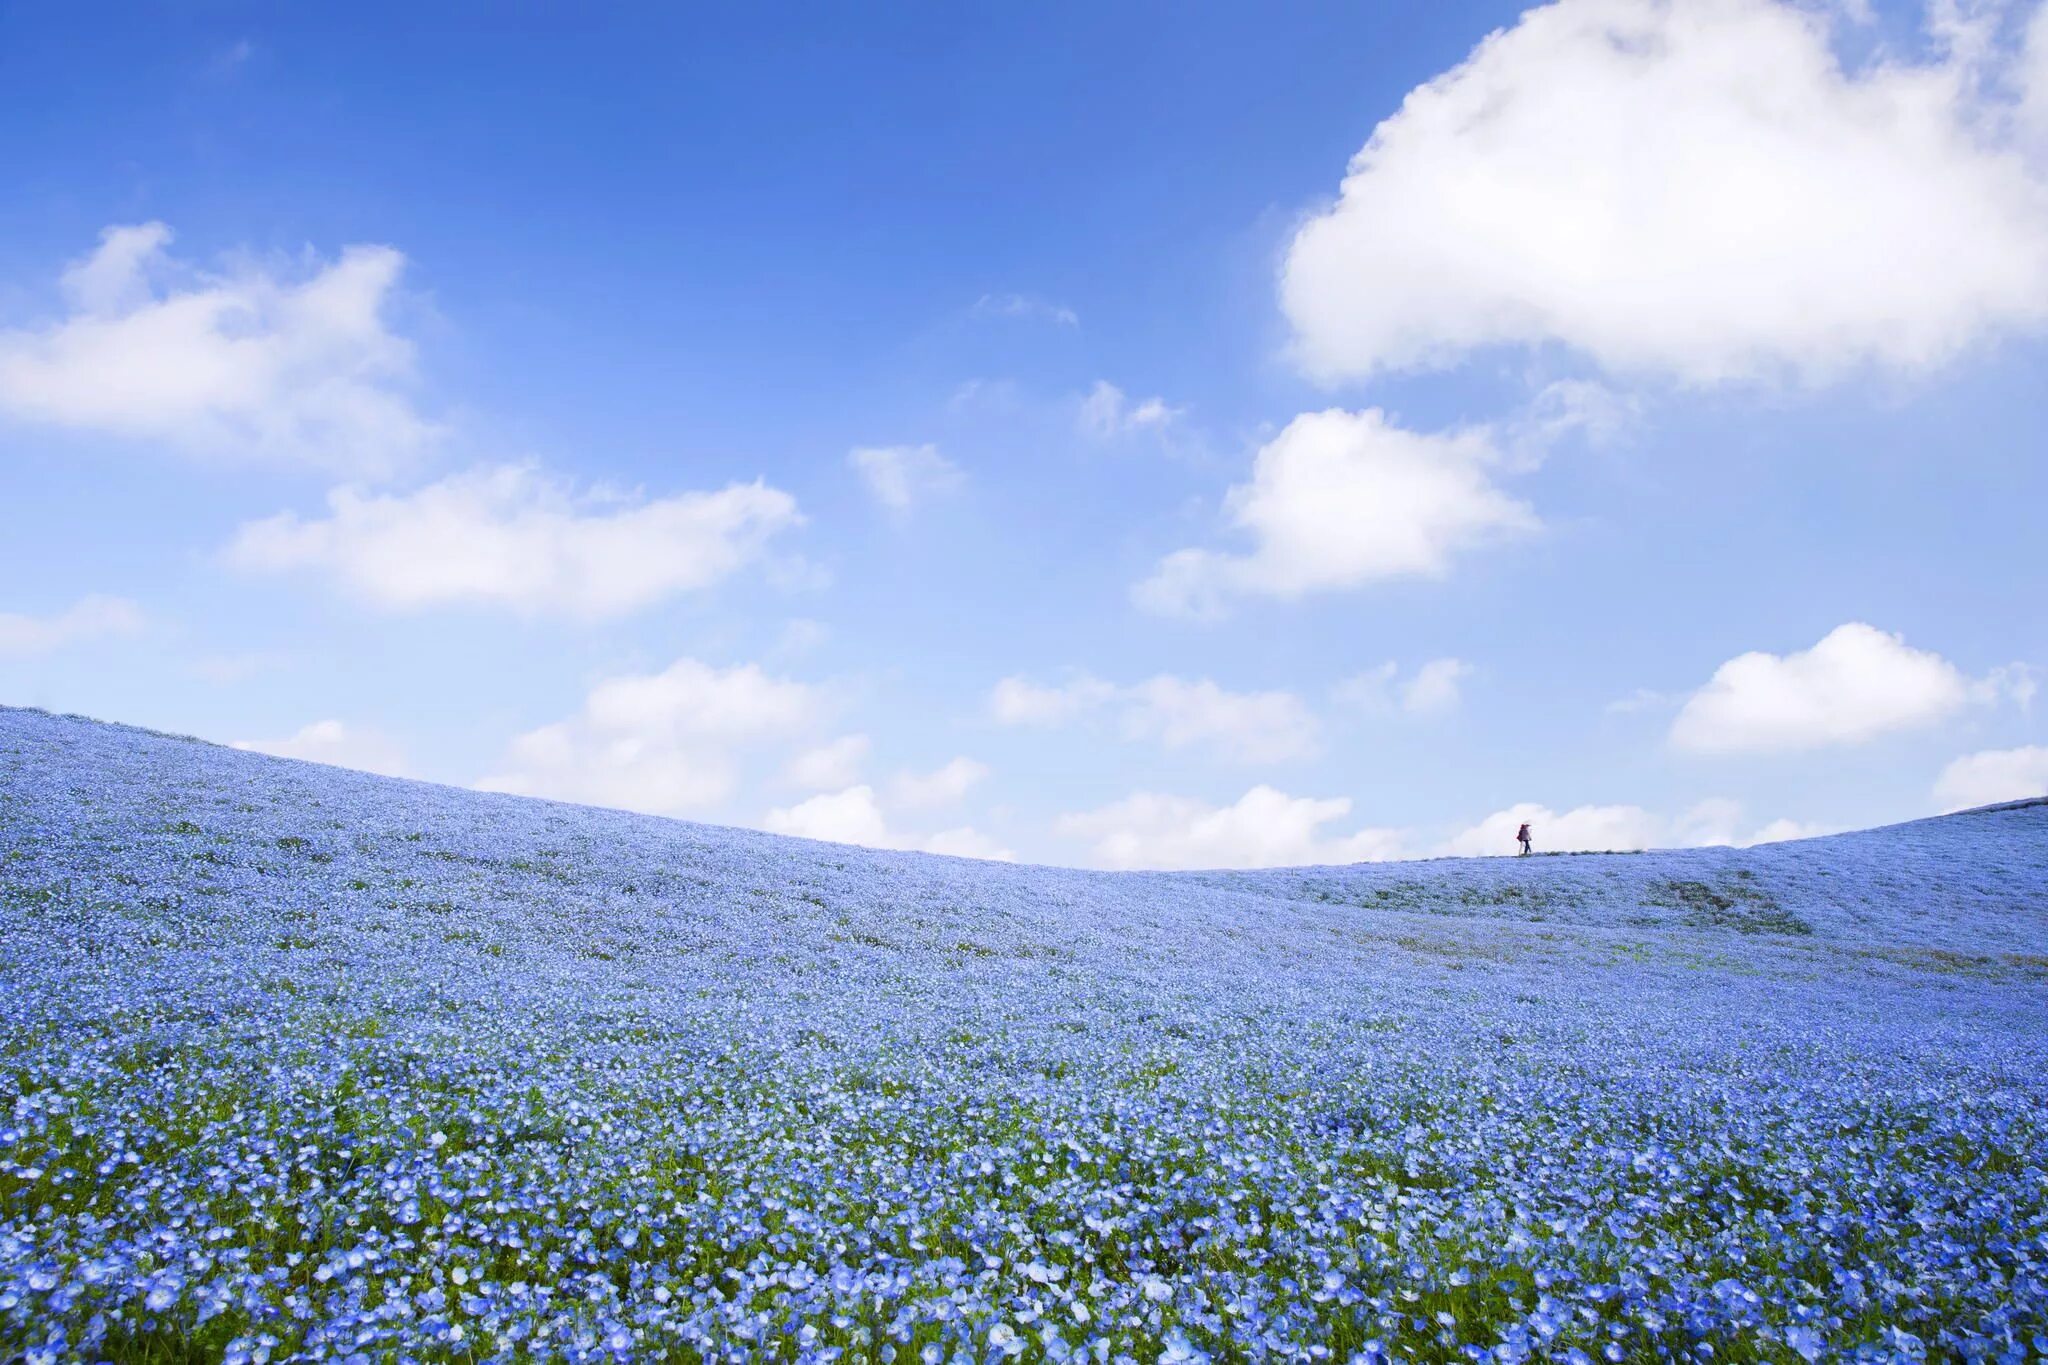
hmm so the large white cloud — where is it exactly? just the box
[0,595,143,658]
[1933,745,2048,810]
[232,719,411,778]
[1282,0,2048,384]
[1056,786,1406,870]
[1669,622,2022,753]
[1133,409,1534,617]
[0,223,434,474]
[763,783,1014,861]
[990,672,1318,763]
[478,658,820,815]
[227,464,800,618]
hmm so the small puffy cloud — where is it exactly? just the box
[1669,622,2020,754]
[1133,409,1534,618]
[478,658,819,816]
[1281,0,2048,384]
[891,756,991,808]
[1933,745,2048,811]
[989,674,1119,726]
[1337,658,1471,716]
[1333,663,1402,712]
[1078,381,1181,440]
[849,444,963,515]
[232,719,410,778]
[764,784,892,847]
[1746,817,1830,845]
[0,595,143,658]
[763,784,1015,861]
[1501,379,1637,468]
[1118,676,1318,763]
[1605,687,1676,716]
[922,826,1018,861]
[1402,659,1472,716]
[227,464,799,618]
[783,734,870,792]
[0,223,434,475]
[971,293,1079,326]
[1056,785,1406,870]
[990,672,1317,763]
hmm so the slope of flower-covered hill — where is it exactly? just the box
[1,705,2044,1363]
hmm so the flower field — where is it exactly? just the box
[2,707,2044,1363]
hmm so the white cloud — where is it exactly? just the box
[763,784,1015,861]
[764,784,893,847]
[2025,3,2048,148]
[891,756,991,808]
[783,734,871,792]
[1501,379,1637,468]
[1058,786,1818,869]
[0,595,143,658]
[1118,676,1318,762]
[1437,801,1671,857]
[227,464,799,618]
[1605,687,1677,716]
[232,719,410,778]
[1078,381,1181,439]
[1281,0,2048,384]
[989,674,1119,726]
[1338,658,1472,716]
[1669,622,2020,753]
[1933,745,2048,810]
[477,658,819,816]
[1402,659,1472,716]
[922,826,1019,861]
[1056,785,1406,871]
[971,293,1079,326]
[0,223,434,474]
[1333,663,1403,712]
[990,672,1318,763]
[1746,816,1831,845]
[1436,798,1811,856]
[1133,409,1535,617]
[849,444,963,515]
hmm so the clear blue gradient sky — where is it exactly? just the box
[3,0,2044,866]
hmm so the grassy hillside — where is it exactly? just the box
[1,707,2044,1362]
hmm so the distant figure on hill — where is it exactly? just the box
[1516,822,1533,856]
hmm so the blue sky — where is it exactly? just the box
[3,0,2045,867]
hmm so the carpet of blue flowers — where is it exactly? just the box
[2,707,2045,1364]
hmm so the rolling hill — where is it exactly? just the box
[2,706,2044,1362]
